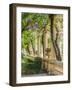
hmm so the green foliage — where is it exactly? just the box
[21,13,50,31]
[21,29,35,48]
[21,13,51,49]
[21,56,42,75]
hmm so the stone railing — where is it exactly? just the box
[42,59,63,75]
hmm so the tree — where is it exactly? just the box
[49,14,63,61]
[21,13,63,60]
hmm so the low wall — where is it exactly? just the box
[42,59,63,75]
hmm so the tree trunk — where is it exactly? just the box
[50,15,62,61]
[37,34,41,57]
[34,31,38,56]
[28,41,34,56]
[43,27,48,59]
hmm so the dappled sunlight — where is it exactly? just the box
[21,13,63,76]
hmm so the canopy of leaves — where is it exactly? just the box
[21,13,63,53]
[21,13,50,49]
[21,13,50,31]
